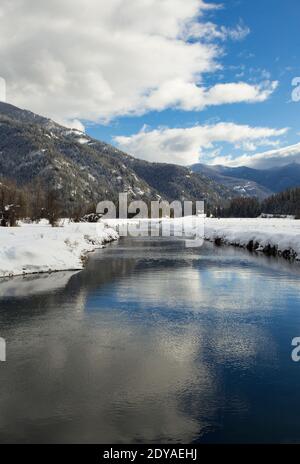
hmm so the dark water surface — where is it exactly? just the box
[0,238,300,443]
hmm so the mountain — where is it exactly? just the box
[191,162,300,197]
[0,102,156,206]
[126,160,231,205]
[0,102,234,213]
[191,163,272,199]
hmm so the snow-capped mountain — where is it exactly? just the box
[0,102,234,212]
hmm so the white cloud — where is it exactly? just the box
[211,142,300,169]
[145,80,277,112]
[188,20,250,41]
[0,77,6,102]
[114,123,288,165]
[224,23,250,41]
[0,0,276,126]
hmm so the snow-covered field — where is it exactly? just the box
[204,218,300,260]
[105,217,300,260]
[0,221,118,278]
[0,217,299,279]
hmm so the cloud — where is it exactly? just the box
[210,142,300,169]
[0,77,6,102]
[188,20,250,41]
[145,80,277,112]
[114,123,288,165]
[0,0,276,126]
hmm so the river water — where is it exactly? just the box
[0,237,300,443]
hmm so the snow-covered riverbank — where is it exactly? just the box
[1,217,299,278]
[0,222,119,278]
[204,218,300,260]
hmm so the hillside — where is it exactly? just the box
[127,159,231,205]
[191,162,300,197]
[191,163,272,199]
[0,102,234,213]
[0,102,156,209]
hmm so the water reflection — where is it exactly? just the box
[0,239,300,443]
[0,271,78,298]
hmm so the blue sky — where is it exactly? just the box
[2,0,300,167]
[84,0,300,167]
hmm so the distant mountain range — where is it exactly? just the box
[191,163,300,199]
[0,102,233,212]
[0,102,299,213]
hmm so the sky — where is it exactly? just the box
[1,0,300,168]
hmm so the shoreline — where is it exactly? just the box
[205,236,299,261]
[1,217,300,280]
[0,222,119,279]
[204,218,300,262]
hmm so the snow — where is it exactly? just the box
[0,222,118,278]
[134,187,145,196]
[1,217,299,279]
[105,217,300,260]
[88,173,96,182]
[65,129,84,135]
[77,137,89,145]
[204,218,300,260]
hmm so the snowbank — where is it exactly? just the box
[105,217,300,261]
[0,222,118,278]
[205,218,300,260]
[1,217,299,279]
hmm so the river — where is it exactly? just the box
[0,237,300,443]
